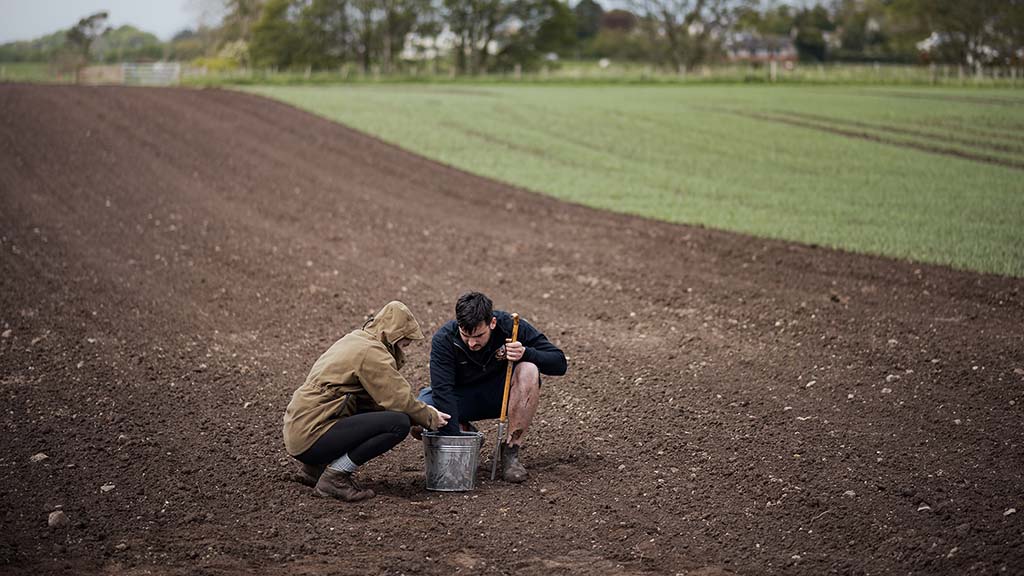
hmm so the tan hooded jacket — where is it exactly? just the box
[282,301,440,456]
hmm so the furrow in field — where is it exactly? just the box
[905,117,1024,146]
[856,89,1024,107]
[439,117,610,174]
[728,109,1024,171]
[769,109,1024,157]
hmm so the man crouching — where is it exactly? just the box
[417,292,567,483]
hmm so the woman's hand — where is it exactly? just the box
[429,406,451,429]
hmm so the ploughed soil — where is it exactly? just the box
[1,84,1022,576]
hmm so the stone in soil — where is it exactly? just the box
[48,511,69,528]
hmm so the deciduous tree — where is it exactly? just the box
[66,11,112,60]
[250,0,300,67]
[574,0,604,41]
[631,0,736,72]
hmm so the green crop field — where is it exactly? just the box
[244,84,1024,276]
[0,62,56,83]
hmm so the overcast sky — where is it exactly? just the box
[0,0,211,43]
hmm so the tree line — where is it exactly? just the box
[2,0,1022,75]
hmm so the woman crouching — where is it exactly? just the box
[282,301,449,501]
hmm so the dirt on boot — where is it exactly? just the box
[293,462,325,487]
[501,444,528,483]
[314,468,375,501]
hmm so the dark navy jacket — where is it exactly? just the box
[429,310,567,435]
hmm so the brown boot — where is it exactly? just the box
[314,468,375,501]
[294,462,325,487]
[500,443,528,483]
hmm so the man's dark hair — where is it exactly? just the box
[455,292,493,331]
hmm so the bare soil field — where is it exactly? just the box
[1,84,1022,575]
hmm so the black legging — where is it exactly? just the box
[296,411,411,467]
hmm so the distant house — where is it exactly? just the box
[601,10,639,33]
[727,33,797,63]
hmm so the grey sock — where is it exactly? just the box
[328,453,358,474]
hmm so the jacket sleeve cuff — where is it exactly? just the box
[521,347,535,364]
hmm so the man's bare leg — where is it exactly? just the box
[506,362,540,446]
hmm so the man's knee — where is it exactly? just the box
[417,387,434,405]
[513,362,540,388]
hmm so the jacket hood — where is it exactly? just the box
[363,301,425,346]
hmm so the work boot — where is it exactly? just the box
[294,462,325,487]
[500,443,528,483]
[314,468,375,502]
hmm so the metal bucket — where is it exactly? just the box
[422,431,484,491]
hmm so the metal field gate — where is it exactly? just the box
[122,63,181,85]
[79,63,182,86]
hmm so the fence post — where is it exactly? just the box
[770,60,777,83]
[514,63,521,81]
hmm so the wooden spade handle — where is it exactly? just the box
[497,313,520,423]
